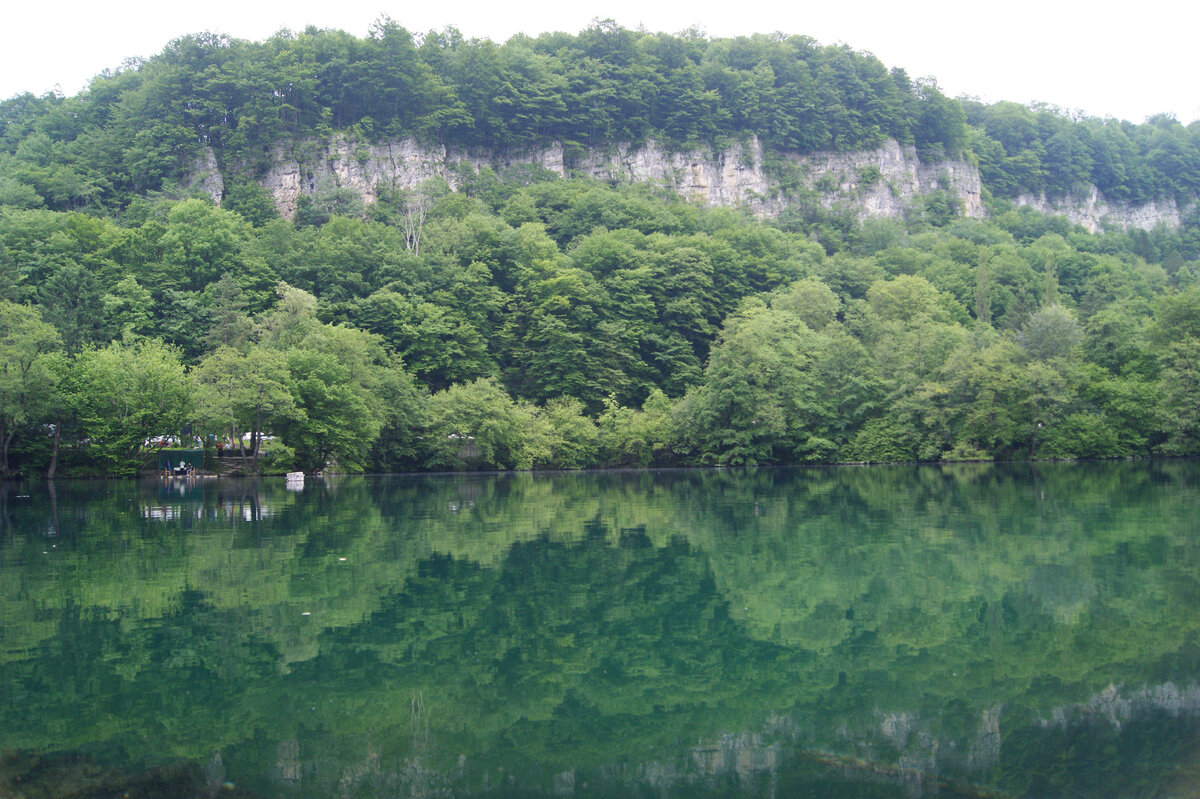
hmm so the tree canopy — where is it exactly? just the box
[1,22,1199,475]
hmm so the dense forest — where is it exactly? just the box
[1,22,1199,476]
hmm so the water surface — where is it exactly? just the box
[2,462,1198,797]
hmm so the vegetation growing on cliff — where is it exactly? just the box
[964,100,1200,204]
[3,21,1197,216]
[1,21,1199,475]
[0,21,970,213]
[0,171,1197,475]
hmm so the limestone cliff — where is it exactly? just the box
[185,147,225,205]
[1013,187,1187,233]
[252,135,985,223]
[199,134,1185,234]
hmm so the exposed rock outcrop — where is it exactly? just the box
[1014,187,1186,233]
[255,135,985,223]
[185,147,224,205]
[200,134,1187,234]
[785,138,984,220]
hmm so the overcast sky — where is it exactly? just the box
[4,0,1197,124]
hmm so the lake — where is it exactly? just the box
[1,461,1198,797]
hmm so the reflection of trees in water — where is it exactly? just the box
[0,462,1197,797]
[0,750,226,799]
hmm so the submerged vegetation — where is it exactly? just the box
[1,22,1199,475]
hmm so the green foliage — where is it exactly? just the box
[426,377,550,470]
[596,389,675,467]
[964,101,1200,204]
[191,345,298,470]
[220,181,279,227]
[770,277,840,330]
[0,25,974,215]
[1016,303,1082,361]
[1039,411,1121,459]
[675,305,866,464]
[1146,284,1200,345]
[277,346,377,472]
[156,199,251,293]
[1158,338,1200,454]
[539,396,600,468]
[272,307,417,473]
[67,339,192,474]
[1,140,1199,474]
[38,261,106,353]
[867,274,949,323]
[0,301,61,476]
[842,416,921,462]
[102,276,155,339]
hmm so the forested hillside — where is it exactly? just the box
[1,22,1199,475]
[3,22,1199,214]
[0,21,971,212]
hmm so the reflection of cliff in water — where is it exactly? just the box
[202,684,1199,798]
[6,695,1195,799]
[652,692,1200,798]
[1,463,1198,798]
[1039,682,1200,729]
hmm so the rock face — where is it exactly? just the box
[255,135,985,223]
[1014,187,1186,233]
[185,147,224,205]
[784,138,985,219]
[233,134,1186,233]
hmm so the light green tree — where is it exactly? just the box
[69,339,192,474]
[540,396,600,468]
[770,277,840,331]
[597,389,675,467]
[676,306,845,464]
[1016,303,1082,362]
[191,345,299,472]
[0,301,62,477]
[1159,339,1200,454]
[426,378,551,470]
[102,277,155,339]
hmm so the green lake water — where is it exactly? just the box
[1,461,1198,797]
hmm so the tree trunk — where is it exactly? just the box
[46,416,60,479]
[1,428,13,480]
[47,478,59,536]
[251,405,262,474]
[235,425,250,471]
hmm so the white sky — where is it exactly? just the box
[4,0,1198,124]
